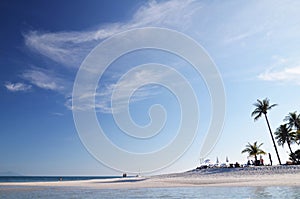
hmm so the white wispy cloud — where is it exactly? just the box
[21,0,202,113]
[51,112,64,116]
[19,0,300,113]
[21,68,70,93]
[24,30,96,68]
[258,57,300,85]
[4,82,32,92]
[223,29,262,45]
[71,67,169,113]
[258,66,300,84]
[221,1,300,45]
[104,69,163,111]
[23,0,200,67]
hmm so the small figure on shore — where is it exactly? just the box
[247,160,251,166]
[122,173,127,178]
[269,153,272,166]
[260,157,264,166]
[255,160,260,166]
[235,162,240,168]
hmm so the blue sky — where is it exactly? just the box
[1,0,300,176]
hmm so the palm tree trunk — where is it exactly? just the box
[254,155,258,166]
[264,114,282,165]
[287,140,293,154]
[288,140,297,162]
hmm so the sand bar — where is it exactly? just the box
[1,166,300,189]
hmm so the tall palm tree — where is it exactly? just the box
[284,111,300,130]
[274,124,296,155]
[241,141,266,165]
[251,98,282,165]
[295,130,300,145]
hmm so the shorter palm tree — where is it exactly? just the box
[274,124,296,155]
[290,149,300,164]
[242,141,266,166]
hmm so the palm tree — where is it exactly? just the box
[241,141,266,166]
[274,124,296,155]
[296,130,300,145]
[251,98,282,165]
[290,149,300,164]
[284,111,300,130]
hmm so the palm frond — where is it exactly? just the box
[241,148,251,154]
[267,104,277,110]
[257,142,264,148]
[251,109,261,117]
[241,141,266,156]
[254,113,262,121]
[251,98,277,121]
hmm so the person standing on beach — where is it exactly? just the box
[247,160,251,166]
[268,153,272,166]
[260,157,264,165]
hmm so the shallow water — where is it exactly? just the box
[0,176,120,182]
[1,186,300,199]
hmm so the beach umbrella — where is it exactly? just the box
[199,158,203,164]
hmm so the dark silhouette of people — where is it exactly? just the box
[247,160,251,166]
[260,157,264,165]
[269,153,272,166]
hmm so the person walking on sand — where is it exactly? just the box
[260,156,264,165]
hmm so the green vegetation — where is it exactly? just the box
[275,124,296,155]
[248,98,300,165]
[282,111,300,164]
[241,141,266,166]
[291,149,300,164]
[251,98,281,165]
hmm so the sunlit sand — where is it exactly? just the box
[1,166,300,189]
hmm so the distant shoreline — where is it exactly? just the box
[1,165,300,188]
[0,175,122,183]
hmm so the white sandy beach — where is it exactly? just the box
[1,166,300,189]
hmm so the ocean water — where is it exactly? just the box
[1,186,300,199]
[0,176,119,182]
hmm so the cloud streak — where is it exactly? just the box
[219,1,300,46]
[23,0,200,67]
[22,0,202,113]
[21,68,71,93]
[20,0,300,113]
[4,82,32,92]
[258,66,300,84]
[258,56,300,85]
[71,67,171,113]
